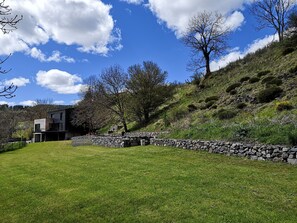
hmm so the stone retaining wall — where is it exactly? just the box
[72,135,141,148]
[150,138,297,165]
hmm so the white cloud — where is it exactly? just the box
[0,101,16,107]
[0,0,121,57]
[19,100,36,106]
[28,47,75,63]
[147,0,251,37]
[3,77,30,87]
[36,69,87,94]
[210,34,278,71]
[71,99,82,105]
[121,0,143,4]
[53,100,65,105]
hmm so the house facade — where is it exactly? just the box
[33,108,84,142]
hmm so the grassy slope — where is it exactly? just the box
[1,141,297,222]
[139,41,297,145]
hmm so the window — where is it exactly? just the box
[35,124,41,132]
[60,112,63,120]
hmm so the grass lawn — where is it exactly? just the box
[0,141,297,222]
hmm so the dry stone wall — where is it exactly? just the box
[72,135,141,148]
[150,138,297,165]
[72,134,297,165]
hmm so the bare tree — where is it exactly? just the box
[0,0,22,98]
[72,77,110,134]
[250,0,295,42]
[96,65,129,132]
[183,11,230,76]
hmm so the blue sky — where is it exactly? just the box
[0,0,284,106]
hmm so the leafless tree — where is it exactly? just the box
[96,65,129,132]
[183,11,230,76]
[250,0,296,42]
[0,0,22,98]
[72,77,110,133]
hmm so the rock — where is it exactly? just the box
[258,157,265,161]
[287,159,297,165]
[289,148,297,152]
[282,148,289,152]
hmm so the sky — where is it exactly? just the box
[0,0,290,106]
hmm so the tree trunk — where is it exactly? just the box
[144,112,149,124]
[204,53,211,76]
[122,118,128,132]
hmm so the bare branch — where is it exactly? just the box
[250,0,295,42]
[182,11,230,75]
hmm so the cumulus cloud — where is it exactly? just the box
[0,101,16,107]
[36,69,87,94]
[210,34,278,71]
[121,0,143,4]
[19,100,36,106]
[0,0,121,57]
[3,77,30,87]
[28,48,75,63]
[147,0,251,36]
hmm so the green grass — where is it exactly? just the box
[1,141,297,222]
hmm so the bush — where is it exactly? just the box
[257,70,271,78]
[261,76,275,84]
[265,78,283,86]
[201,100,216,110]
[282,47,295,56]
[240,76,250,83]
[226,82,241,93]
[276,101,294,111]
[205,96,219,103]
[249,77,260,83]
[288,133,297,146]
[187,104,198,112]
[215,109,237,120]
[190,73,202,87]
[289,65,297,74]
[236,102,247,109]
[257,86,283,103]
[230,90,237,95]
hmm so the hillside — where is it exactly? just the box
[137,40,297,146]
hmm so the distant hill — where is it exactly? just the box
[135,38,297,146]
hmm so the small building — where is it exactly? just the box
[33,108,84,142]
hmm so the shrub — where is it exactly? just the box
[257,70,271,78]
[289,65,297,74]
[276,101,294,111]
[187,104,198,112]
[288,133,297,146]
[282,47,295,56]
[226,82,241,93]
[249,77,260,83]
[261,76,275,84]
[201,100,216,110]
[190,73,202,87]
[240,76,250,83]
[230,90,237,95]
[236,102,247,109]
[205,96,219,103]
[265,78,283,86]
[257,86,283,103]
[215,109,237,120]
